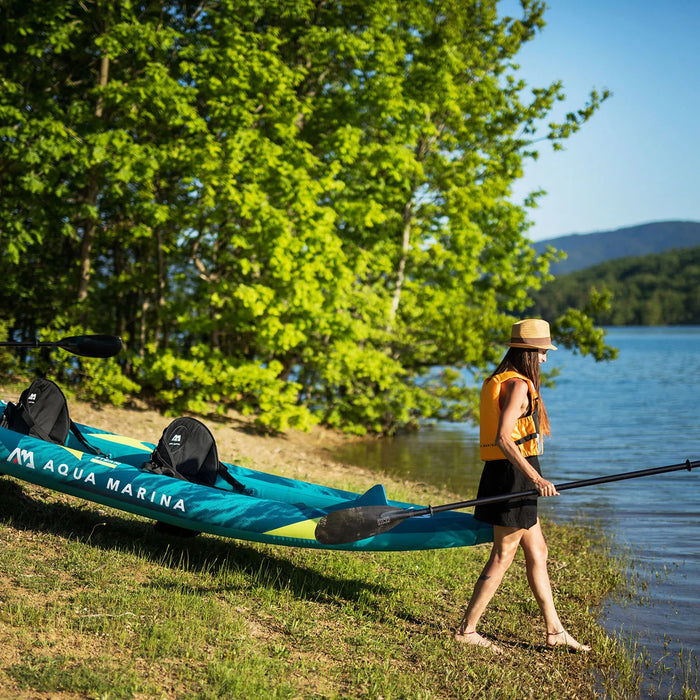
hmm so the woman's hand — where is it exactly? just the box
[533,477,559,497]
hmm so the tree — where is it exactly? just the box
[260,0,611,427]
[1,0,612,433]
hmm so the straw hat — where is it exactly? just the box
[508,319,557,351]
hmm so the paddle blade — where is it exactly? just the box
[315,506,408,545]
[57,335,123,358]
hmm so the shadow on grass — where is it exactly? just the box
[0,476,390,606]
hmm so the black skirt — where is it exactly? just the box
[473,456,541,530]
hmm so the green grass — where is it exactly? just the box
[0,471,672,700]
[2,382,697,698]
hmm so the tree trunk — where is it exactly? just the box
[153,228,165,352]
[389,199,413,327]
[77,54,109,303]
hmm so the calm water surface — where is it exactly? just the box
[335,327,700,695]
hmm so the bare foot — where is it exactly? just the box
[454,628,503,654]
[546,629,591,652]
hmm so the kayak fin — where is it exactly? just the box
[354,484,389,507]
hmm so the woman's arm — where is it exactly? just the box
[495,379,559,497]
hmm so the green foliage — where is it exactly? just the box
[138,346,316,432]
[532,246,700,328]
[0,0,611,433]
[308,339,445,435]
[551,291,618,361]
[72,358,142,407]
[0,318,17,376]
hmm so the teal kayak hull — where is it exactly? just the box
[0,405,493,551]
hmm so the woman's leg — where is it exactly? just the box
[520,520,591,651]
[455,526,523,649]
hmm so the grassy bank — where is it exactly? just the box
[0,392,642,698]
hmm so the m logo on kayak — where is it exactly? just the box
[7,446,97,485]
[168,432,183,450]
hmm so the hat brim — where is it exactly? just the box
[508,341,557,351]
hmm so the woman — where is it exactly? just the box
[454,319,590,653]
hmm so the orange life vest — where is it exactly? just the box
[479,370,542,461]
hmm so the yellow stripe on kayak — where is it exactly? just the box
[263,518,321,541]
[62,446,85,460]
[87,434,153,452]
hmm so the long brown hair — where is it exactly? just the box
[491,347,551,436]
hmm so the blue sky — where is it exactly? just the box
[500,0,700,241]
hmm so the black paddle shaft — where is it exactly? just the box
[0,334,122,358]
[314,460,699,545]
[388,459,700,523]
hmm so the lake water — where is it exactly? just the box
[335,327,700,696]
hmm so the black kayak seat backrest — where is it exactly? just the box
[142,417,248,493]
[0,377,103,455]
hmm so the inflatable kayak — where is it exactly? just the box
[0,401,493,551]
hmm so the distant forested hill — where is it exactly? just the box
[534,221,700,275]
[530,245,700,326]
